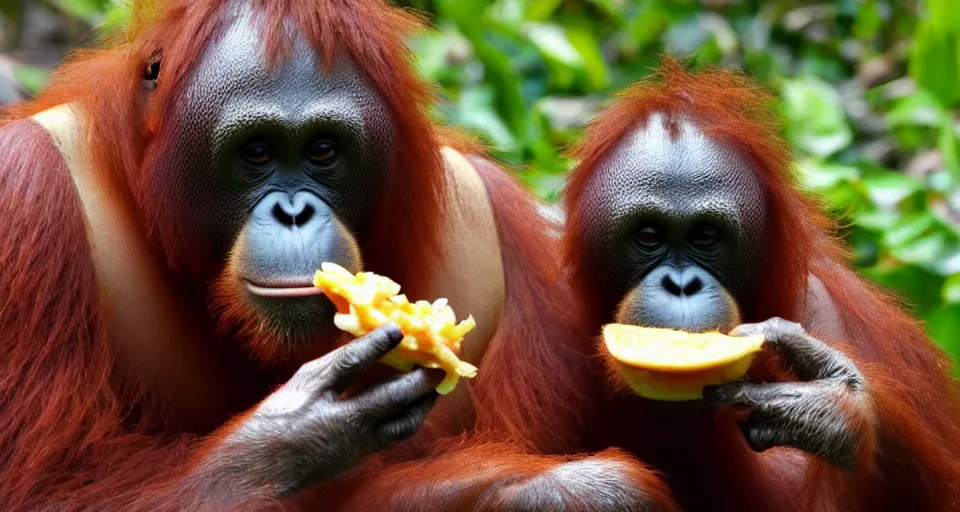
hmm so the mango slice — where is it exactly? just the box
[603,324,765,402]
[313,262,477,395]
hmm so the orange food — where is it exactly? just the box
[313,262,477,395]
[602,324,765,401]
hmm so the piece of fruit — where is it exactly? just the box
[602,324,765,402]
[313,262,477,395]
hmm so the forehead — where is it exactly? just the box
[183,5,384,135]
[585,113,764,222]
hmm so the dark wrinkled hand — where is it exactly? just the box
[703,317,867,469]
[212,324,443,494]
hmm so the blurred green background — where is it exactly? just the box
[1,0,959,365]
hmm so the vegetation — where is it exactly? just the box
[2,0,959,364]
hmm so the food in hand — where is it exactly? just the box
[602,324,765,401]
[313,262,477,395]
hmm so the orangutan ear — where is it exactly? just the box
[142,51,161,92]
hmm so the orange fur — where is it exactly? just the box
[0,1,629,509]
[466,156,595,453]
[320,440,678,512]
[563,58,960,511]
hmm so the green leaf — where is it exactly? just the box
[437,0,488,25]
[848,226,883,267]
[514,22,578,91]
[780,77,854,157]
[488,0,525,27]
[943,274,960,304]
[795,159,864,214]
[524,0,563,21]
[453,87,518,152]
[926,304,960,365]
[466,30,529,140]
[930,170,956,193]
[54,0,109,21]
[99,2,135,33]
[876,212,960,272]
[853,0,882,41]
[412,32,455,83]
[939,250,960,275]
[522,109,563,168]
[938,115,960,181]
[522,171,567,201]
[887,91,945,128]
[855,209,903,232]
[626,0,668,50]
[565,25,609,92]
[12,66,50,94]
[585,0,627,19]
[861,171,924,209]
[796,159,860,190]
[525,22,583,68]
[890,231,952,267]
[862,264,945,317]
[908,0,960,106]
[882,213,936,248]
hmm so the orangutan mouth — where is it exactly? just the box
[244,279,325,298]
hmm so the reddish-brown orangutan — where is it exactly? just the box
[561,60,960,511]
[0,0,658,509]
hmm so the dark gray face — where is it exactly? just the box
[147,6,395,343]
[580,114,766,332]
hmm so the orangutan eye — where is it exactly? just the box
[308,140,338,167]
[690,223,722,248]
[634,224,664,249]
[241,141,271,165]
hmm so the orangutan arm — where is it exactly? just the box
[323,443,679,512]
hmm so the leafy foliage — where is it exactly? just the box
[3,0,959,364]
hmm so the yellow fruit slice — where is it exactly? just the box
[602,324,765,402]
[313,262,478,395]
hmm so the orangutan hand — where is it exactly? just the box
[207,324,443,495]
[704,317,869,469]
